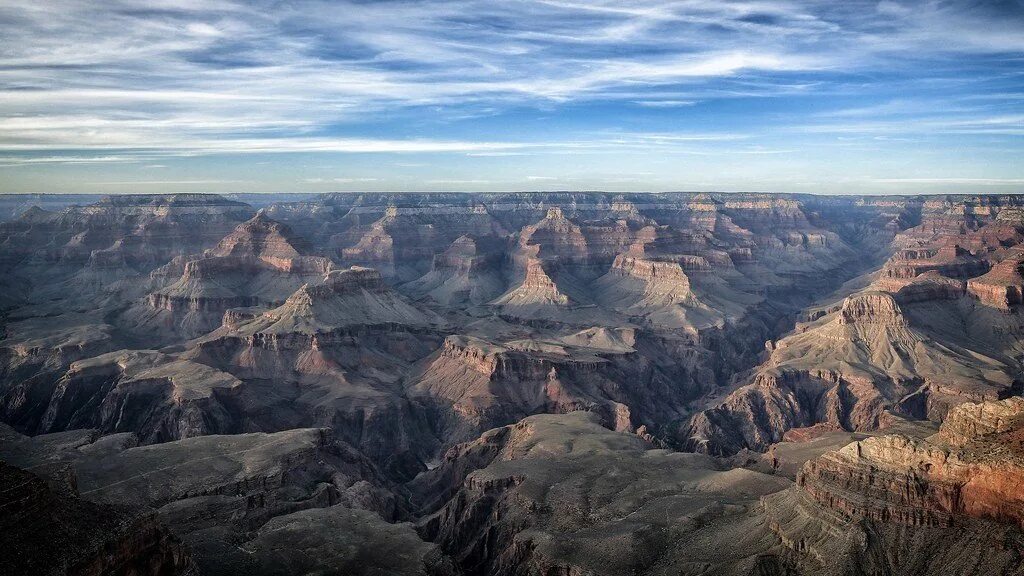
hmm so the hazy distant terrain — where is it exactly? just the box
[2,192,1023,576]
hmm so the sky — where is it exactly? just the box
[0,0,1022,195]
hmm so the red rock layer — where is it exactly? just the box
[798,398,1024,528]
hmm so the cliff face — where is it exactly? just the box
[967,251,1024,310]
[797,398,1024,528]
[409,333,704,447]
[416,412,792,576]
[687,210,1024,455]
[490,257,572,311]
[37,350,240,443]
[128,212,335,340]
[0,461,192,576]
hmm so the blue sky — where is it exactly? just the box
[0,0,1022,194]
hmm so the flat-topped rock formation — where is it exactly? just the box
[594,255,722,331]
[250,266,440,334]
[408,332,700,447]
[37,349,240,442]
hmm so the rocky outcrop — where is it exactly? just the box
[409,333,704,450]
[686,287,1019,455]
[881,244,989,286]
[517,207,589,264]
[594,254,723,331]
[893,272,966,303]
[490,257,573,312]
[837,291,904,324]
[37,350,240,443]
[797,398,1024,528]
[967,252,1024,310]
[401,235,506,306]
[0,461,192,576]
[418,412,792,576]
[181,267,445,480]
[940,396,1024,447]
[130,212,335,339]
[250,266,440,334]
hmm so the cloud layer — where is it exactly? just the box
[0,0,1022,193]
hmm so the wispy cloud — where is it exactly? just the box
[0,1,1022,193]
[304,177,380,183]
[873,178,1024,185]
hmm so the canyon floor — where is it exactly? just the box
[2,192,1024,576]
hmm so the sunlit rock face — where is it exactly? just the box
[5,192,1024,576]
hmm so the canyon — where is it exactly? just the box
[2,192,1024,575]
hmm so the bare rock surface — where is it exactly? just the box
[417,412,793,576]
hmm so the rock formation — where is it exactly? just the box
[0,461,192,576]
[4,192,1024,576]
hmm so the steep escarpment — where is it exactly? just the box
[754,397,1024,576]
[0,461,192,576]
[593,254,721,331]
[417,412,792,576]
[37,350,241,442]
[408,332,703,446]
[686,288,1021,455]
[127,212,335,340]
[490,257,574,312]
[183,266,445,479]
[967,250,1024,310]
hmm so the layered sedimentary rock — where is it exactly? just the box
[0,194,253,306]
[941,396,1024,446]
[247,266,440,333]
[490,257,573,312]
[184,267,445,479]
[687,289,1021,455]
[417,412,793,576]
[593,254,721,331]
[400,235,507,306]
[338,204,507,281]
[37,350,240,442]
[408,333,702,446]
[797,398,1024,528]
[129,212,335,339]
[0,461,192,576]
[7,192,1024,576]
[967,251,1024,310]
